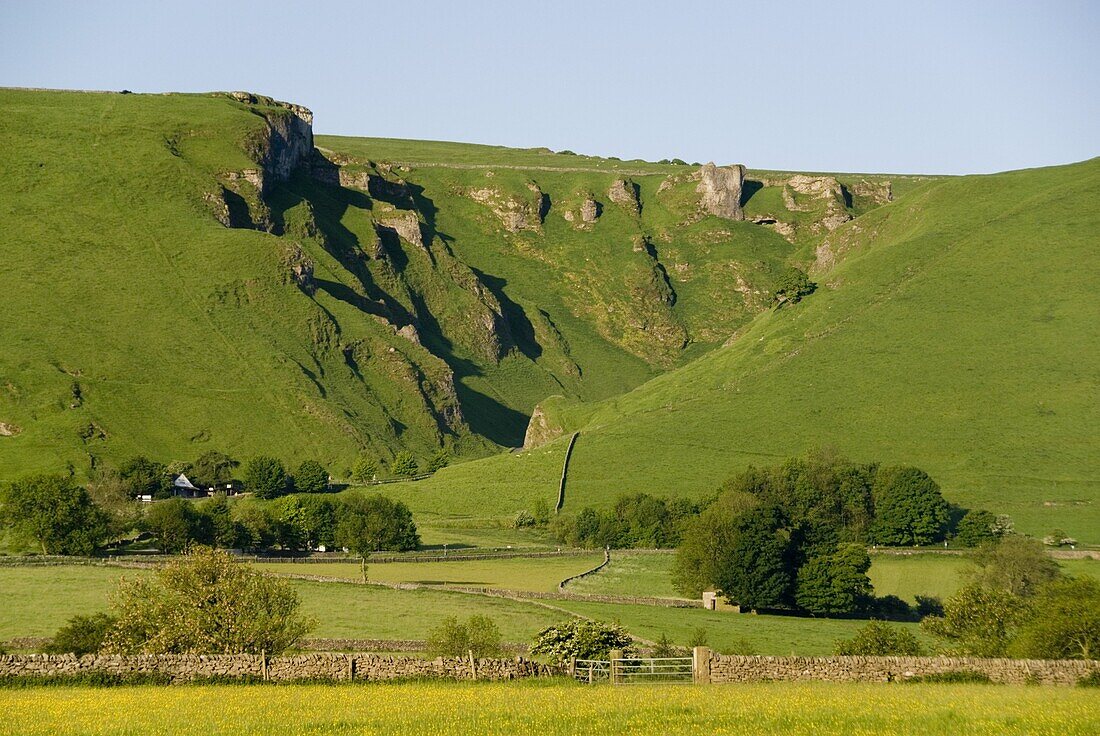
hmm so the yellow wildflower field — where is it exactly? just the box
[0,681,1097,735]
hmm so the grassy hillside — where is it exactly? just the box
[398,159,1100,542]
[2,89,896,479]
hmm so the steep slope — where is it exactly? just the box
[411,159,1100,542]
[1,89,904,477]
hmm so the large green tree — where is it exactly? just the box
[292,460,329,494]
[1,474,109,555]
[869,466,949,545]
[336,494,420,554]
[144,498,212,554]
[795,543,874,615]
[716,506,793,609]
[244,456,289,499]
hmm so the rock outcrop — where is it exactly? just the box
[523,401,566,449]
[467,184,547,233]
[0,421,21,437]
[696,163,745,220]
[608,178,640,214]
[230,92,315,189]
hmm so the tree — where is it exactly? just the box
[292,460,329,494]
[295,494,338,549]
[389,451,419,478]
[426,615,503,658]
[716,506,793,609]
[204,494,245,549]
[235,502,278,551]
[672,491,757,597]
[85,467,142,541]
[103,546,314,654]
[351,455,378,484]
[244,456,289,499]
[970,535,1061,598]
[530,620,633,663]
[1012,577,1100,660]
[144,498,212,554]
[426,448,450,474]
[834,620,924,656]
[921,583,1028,656]
[771,267,816,305]
[335,494,420,554]
[43,613,117,656]
[869,466,949,546]
[119,456,172,499]
[0,474,109,555]
[190,451,238,488]
[795,543,873,615]
[953,509,999,547]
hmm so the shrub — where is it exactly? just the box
[190,451,238,488]
[720,637,757,656]
[104,546,314,654]
[914,595,944,619]
[971,535,1061,598]
[921,583,1028,656]
[834,620,925,656]
[1011,576,1100,659]
[513,510,535,529]
[688,628,709,648]
[292,460,329,494]
[426,615,503,658]
[531,498,552,527]
[650,633,680,658]
[244,456,289,499]
[390,451,419,478]
[1078,670,1100,688]
[43,613,116,656]
[530,620,633,663]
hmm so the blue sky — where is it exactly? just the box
[2,1,1096,174]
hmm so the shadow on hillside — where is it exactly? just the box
[741,180,763,207]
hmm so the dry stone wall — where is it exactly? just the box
[702,653,1099,686]
[0,653,559,683]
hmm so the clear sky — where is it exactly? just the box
[2,1,1096,174]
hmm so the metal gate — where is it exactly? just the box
[573,657,694,685]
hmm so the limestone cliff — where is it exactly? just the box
[696,163,746,220]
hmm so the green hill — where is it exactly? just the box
[405,159,1100,543]
[3,88,1094,543]
[1,88,896,478]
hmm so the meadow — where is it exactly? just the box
[0,564,917,654]
[0,681,1096,736]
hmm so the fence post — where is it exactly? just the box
[261,649,269,682]
[568,657,576,679]
[609,649,623,685]
[693,646,711,684]
[468,649,477,680]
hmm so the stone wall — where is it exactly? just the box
[699,652,1099,686]
[0,653,559,683]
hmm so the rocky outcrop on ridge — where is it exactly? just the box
[696,163,746,220]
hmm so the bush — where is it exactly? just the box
[426,615,503,658]
[650,633,681,658]
[530,620,633,663]
[921,583,1027,657]
[1011,576,1100,659]
[43,613,116,656]
[513,510,535,529]
[834,620,925,656]
[244,456,289,499]
[1078,670,1100,688]
[104,546,314,654]
[688,628,709,648]
[720,637,757,656]
[795,543,873,615]
[0,672,173,688]
[390,451,419,478]
[914,595,944,619]
[953,509,999,547]
[190,451,238,488]
[292,461,329,494]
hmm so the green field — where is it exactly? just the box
[1,681,1095,736]
[567,550,1100,605]
[254,553,604,592]
[0,564,922,655]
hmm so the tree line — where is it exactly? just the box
[1,474,419,557]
